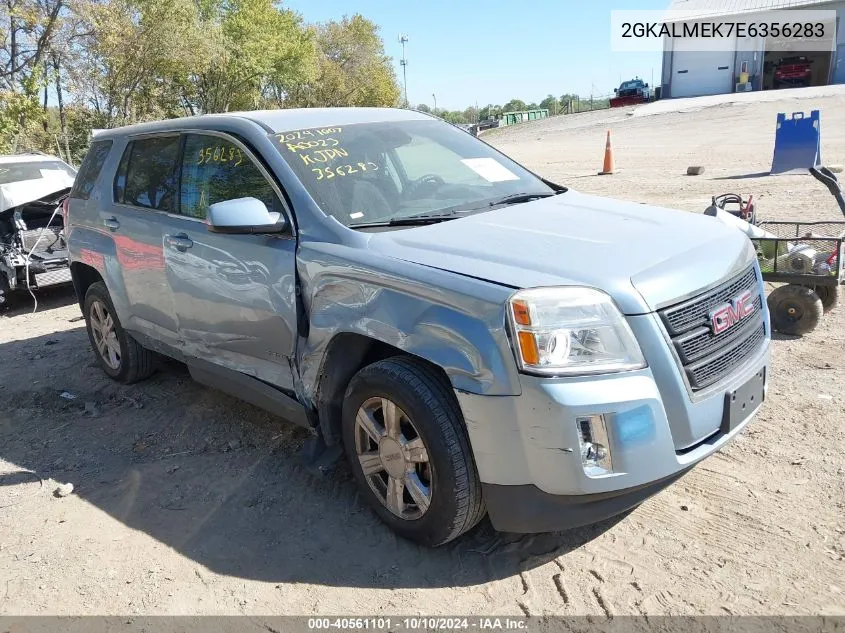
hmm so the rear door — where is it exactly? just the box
[109,134,181,347]
[161,131,298,390]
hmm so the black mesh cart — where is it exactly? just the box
[750,167,845,335]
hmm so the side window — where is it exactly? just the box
[179,134,282,220]
[70,140,112,200]
[120,136,180,211]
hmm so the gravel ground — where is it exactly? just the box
[1,90,844,617]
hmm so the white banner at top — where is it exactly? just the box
[610,9,837,52]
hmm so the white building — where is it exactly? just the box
[661,0,845,98]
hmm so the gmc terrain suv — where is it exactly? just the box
[66,108,770,546]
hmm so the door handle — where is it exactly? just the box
[165,234,193,250]
[103,217,120,231]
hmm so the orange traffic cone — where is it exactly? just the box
[598,130,615,175]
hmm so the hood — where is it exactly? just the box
[368,190,754,314]
[0,175,75,213]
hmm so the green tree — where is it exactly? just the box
[502,98,526,113]
[0,2,410,153]
[69,0,209,126]
[478,104,501,121]
[440,110,466,124]
[539,94,558,114]
[0,71,44,152]
[64,104,108,162]
[194,0,315,113]
[0,0,66,148]
[285,14,399,108]
[0,0,64,90]
[415,103,431,113]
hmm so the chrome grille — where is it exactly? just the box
[661,267,757,336]
[687,324,766,390]
[673,295,763,364]
[659,266,766,392]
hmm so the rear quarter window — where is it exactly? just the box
[114,136,180,212]
[70,140,113,200]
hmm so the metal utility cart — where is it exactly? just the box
[751,167,845,335]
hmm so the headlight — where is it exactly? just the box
[508,287,646,376]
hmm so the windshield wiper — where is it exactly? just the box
[484,191,560,207]
[350,212,461,228]
[348,190,565,229]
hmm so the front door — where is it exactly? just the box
[162,132,298,391]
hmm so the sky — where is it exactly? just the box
[285,0,667,111]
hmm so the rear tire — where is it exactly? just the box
[83,281,155,383]
[768,284,823,335]
[809,285,839,312]
[341,356,485,547]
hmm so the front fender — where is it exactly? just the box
[297,242,522,401]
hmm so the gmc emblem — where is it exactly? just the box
[709,290,756,334]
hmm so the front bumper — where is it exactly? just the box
[482,468,692,533]
[456,319,770,533]
[2,248,71,290]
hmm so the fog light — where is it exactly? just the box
[577,415,613,476]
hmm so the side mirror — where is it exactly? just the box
[613,88,618,93]
[207,197,286,234]
[645,83,649,87]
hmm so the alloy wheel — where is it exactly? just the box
[90,299,121,370]
[354,396,432,520]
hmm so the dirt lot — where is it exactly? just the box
[1,91,844,617]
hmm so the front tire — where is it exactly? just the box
[83,281,155,383]
[342,356,485,547]
[768,284,823,335]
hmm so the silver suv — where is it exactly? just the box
[66,108,770,546]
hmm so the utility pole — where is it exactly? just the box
[398,34,409,107]
[432,93,437,114]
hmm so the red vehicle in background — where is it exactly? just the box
[609,78,652,108]
[773,56,813,88]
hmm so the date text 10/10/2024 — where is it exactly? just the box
[307,617,528,630]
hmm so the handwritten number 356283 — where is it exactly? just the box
[312,162,379,180]
[197,146,244,167]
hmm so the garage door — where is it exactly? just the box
[671,48,736,98]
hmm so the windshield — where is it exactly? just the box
[271,120,554,227]
[0,160,76,186]
[619,81,642,90]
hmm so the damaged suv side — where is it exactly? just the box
[0,154,77,305]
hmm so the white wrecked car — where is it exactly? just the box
[0,153,77,305]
